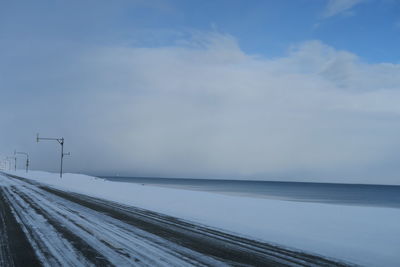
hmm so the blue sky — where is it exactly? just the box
[141,0,399,63]
[2,0,399,61]
[1,0,400,184]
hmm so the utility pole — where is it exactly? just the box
[6,156,16,171]
[14,151,29,173]
[7,159,12,171]
[36,134,70,178]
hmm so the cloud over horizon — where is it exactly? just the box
[1,32,400,184]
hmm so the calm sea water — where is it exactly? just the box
[102,176,400,208]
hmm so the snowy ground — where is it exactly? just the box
[0,172,346,267]
[3,170,400,267]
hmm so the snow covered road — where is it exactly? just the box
[0,173,350,266]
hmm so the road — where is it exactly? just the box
[0,173,352,267]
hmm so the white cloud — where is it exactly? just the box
[322,0,365,18]
[2,33,400,184]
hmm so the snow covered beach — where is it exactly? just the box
[2,171,400,266]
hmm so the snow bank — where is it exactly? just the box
[4,170,400,267]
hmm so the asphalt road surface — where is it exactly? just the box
[0,173,352,267]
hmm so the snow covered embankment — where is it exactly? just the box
[5,170,400,267]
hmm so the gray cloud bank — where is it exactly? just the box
[1,26,400,183]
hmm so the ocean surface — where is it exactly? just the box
[102,176,400,208]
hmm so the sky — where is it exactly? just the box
[1,0,400,184]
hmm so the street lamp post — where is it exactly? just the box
[36,134,69,178]
[14,151,29,173]
[6,156,16,171]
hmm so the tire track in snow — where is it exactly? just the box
[11,186,216,266]
[1,173,354,267]
[0,196,13,266]
[6,186,112,266]
[40,186,353,267]
[0,187,41,267]
[2,186,97,266]
[0,174,225,266]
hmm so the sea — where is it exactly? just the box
[102,176,400,209]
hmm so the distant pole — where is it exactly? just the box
[5,159,10,170]
[36,134,70,178]
[6,156,16,171]
[60,137,64,177]
[15,151,29,173]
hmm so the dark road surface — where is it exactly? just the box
[0,173,353,267]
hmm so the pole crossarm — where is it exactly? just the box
[37,135,64,144]
[15,151,28,157]
[36,133,67,178]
